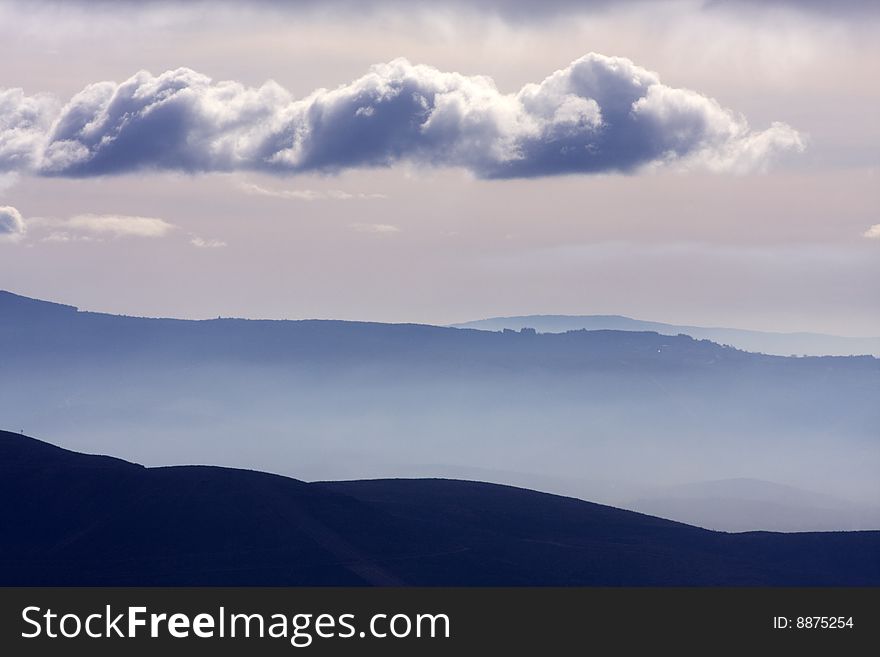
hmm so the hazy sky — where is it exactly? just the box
[0,0,877,334]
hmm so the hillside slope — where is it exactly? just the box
[2,431,879,586]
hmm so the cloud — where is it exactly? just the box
[1,54,803,179]
[18,1,879,20]
[706,0,880,16]
[42,231,97,243]
[2,207,177,244]
[350,223,400,234]
[0,88,58,173]
[190,236,227,248]
[66,214,175,238]
[238,182,386,201]
[0,205,26,241]
[864,224,880,240]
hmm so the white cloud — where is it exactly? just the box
[238,182,386,201]
[350,223,400,234]
[66,214,175,238]
[2,207,177,245]
[42,231,96,243]
[864,224,880,239]
[0,205,26,242]
[0,88,58,173]
[190,236,227,248]
[0,54,804,179]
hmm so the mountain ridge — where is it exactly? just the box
[451,314,880,357]
[2,290,877,532]
[5,290,877,358]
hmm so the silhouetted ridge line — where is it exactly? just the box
[2,430,879,586]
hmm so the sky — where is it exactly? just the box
[0,0,878,335]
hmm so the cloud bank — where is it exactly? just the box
[19,1,879,19]
[0,54,803,179]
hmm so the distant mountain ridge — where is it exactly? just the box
[2,291,877,357]
[452,314,880,357]
[2,290,878,532]
[3,430,879,586]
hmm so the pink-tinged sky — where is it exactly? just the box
[0,0,877,335]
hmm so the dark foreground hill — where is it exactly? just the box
[2,430,878,586]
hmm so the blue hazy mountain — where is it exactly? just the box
[452,315,880,357]
[1,290,878,532]
[2,430,879,586]
[627,478,880,532]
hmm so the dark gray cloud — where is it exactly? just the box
[2,54,803,179]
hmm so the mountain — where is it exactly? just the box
[2,430,879,586]
[1,290,878,531]
[451,314,880,357]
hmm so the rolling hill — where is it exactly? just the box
[2,430,879,586]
